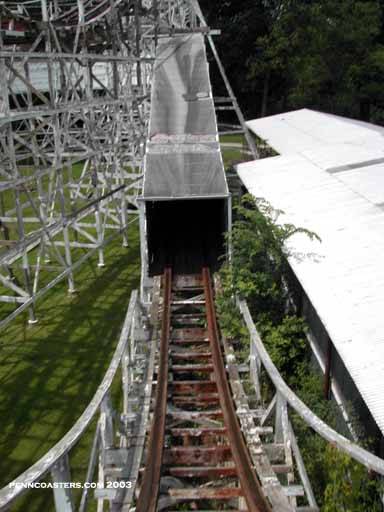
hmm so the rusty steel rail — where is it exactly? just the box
[136,267,172,512]
[202,266,272,512]
[137,268,274,511]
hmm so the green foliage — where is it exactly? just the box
[215,265,250,363]
[258,316,307,386]
[225,194,319,322]
[217,194,317,365]
[294,364,336,422]
[290,371,339,503]
[290,346,383,510]
[198,0,268,113]
[217,193,317,373]
[323,445,383,512]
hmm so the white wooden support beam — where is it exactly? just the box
[95,207,105,267]
[51,454,74,512]
[79,424,100,512]
[260,394,276,427]
[100,392,114,450]
[250,333,261,401]
[275,392,285,444]
[122,334,130,408]
[289,423,318,510]
[0,295,28,304]
[281,400,296,505]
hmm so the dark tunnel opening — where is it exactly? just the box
[146,198,228,276]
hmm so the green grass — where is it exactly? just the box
[219,134,253,169]
[0,223,140,511]
[219,133,245,144]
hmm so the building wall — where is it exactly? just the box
[287,268,383,456]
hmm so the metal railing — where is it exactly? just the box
[238,299,384,477]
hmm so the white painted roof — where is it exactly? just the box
[239,109,384,435]
[247,108,384,156]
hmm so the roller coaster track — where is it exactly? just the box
[1,266,383,511]
[136,267,273,511]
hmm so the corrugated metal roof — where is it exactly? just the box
[238,109,384,435]
[143,34,228,200]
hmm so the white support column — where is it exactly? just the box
[122,344,130,417]
[138,200,148,300]
[289,423,318,509]
[97,393,114,512]
[227,194,232,263]
[120,173,129,248]
[250,335,261,401]
[275,391,285,444]
[95,207,105,268]
[51,453,74,512]
[100,392,114,449]
[79,424,100,512]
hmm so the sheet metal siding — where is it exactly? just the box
[294,268,381,443]
[144,153,226,198]
[238,110,384,436]
[149,36,213,137]
[143,34,228,199]
[331,348,378,437]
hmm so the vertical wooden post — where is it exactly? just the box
[100,392,114,449]
[51,454,74,512]
[274,392,284,443]
[250,334,261,401]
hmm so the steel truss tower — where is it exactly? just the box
[0,0,256,330]
[0,0,199,330]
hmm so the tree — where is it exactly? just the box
[199,0,267,118]
[247,0,384,119]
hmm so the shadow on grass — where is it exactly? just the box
[0,226,140,511]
